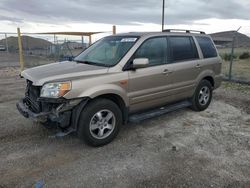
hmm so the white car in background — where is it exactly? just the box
[0,45,6,51]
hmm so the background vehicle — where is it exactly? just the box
[0,44,6,51]
[17,30,222,146]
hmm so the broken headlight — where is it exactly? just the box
[40,82,71,98]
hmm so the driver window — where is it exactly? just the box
[134,37,167,66]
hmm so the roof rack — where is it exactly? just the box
[163,29,206,34]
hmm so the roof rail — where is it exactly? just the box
[163,29,206,34]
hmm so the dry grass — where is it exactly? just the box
[218,48,250,81]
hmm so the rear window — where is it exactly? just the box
[196,36,217,58]
[168,36,199,62]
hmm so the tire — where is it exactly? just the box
[190,80,213,111]
[77,98,122,147]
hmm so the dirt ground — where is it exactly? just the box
[0,68,250,188]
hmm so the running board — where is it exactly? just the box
[49,128,76,138]
[128,100,192,123]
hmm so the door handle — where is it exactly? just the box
[196,64,201,68]
[162,69,173,75]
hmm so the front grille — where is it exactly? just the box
[24,80,41,113]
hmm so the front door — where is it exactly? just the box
[127,37,173,112]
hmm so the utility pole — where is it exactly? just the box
[162,0,165,31]
[229,26,241,80]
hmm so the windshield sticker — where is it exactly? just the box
[121,38,137,42]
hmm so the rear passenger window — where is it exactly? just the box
[134,37,167,66]
[169,36,199,62]
[196,36,217,58]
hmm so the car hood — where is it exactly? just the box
[21,61,109,86]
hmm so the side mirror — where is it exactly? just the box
[132,58,149,69]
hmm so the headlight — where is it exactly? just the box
[40,82,71,98]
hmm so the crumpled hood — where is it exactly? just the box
[21,61,108,86]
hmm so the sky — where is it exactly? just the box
[0,0,250,41]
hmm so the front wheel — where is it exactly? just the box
[77,98,122,147]
[190,80,213,111]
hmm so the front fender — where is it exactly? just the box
[67,84,129,107]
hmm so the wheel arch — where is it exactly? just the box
[73,92,129,131]
[94,93,129,124]
[203,76,215,88]
[196,70,215,88]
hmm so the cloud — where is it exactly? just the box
[0,15,23,23]
[0,0,249,26]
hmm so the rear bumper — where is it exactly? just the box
[214,74,222,89]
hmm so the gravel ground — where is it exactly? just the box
[0,69,250,188]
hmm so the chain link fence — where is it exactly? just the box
[0,31,112,71]
[218,47,250,83]
[212,29,250,83]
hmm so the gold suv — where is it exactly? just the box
[17,30,222,146]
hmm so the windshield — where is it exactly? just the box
[74,36,138,67]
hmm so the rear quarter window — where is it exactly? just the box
[196,36,218,58]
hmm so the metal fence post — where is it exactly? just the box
[81,36,84,49]
[89,35,92,47]
[17,28,24,71]
[5,33,9,53]
[113,25,116,35]
[228,27,241,81]
[228,36,235,80]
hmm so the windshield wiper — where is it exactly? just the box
[74,60,110,67]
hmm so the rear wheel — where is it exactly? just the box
[77,98,122,146]
[190,80,212,111]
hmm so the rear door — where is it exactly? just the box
[165,36,201,98]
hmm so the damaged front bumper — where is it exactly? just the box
[16,97,87,129]
[16,99,50,122]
